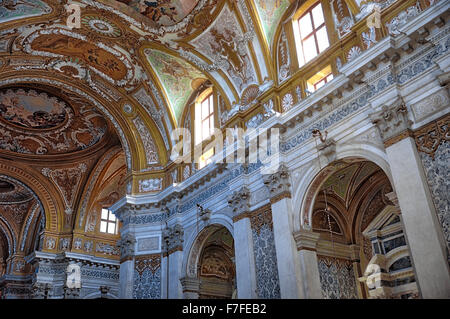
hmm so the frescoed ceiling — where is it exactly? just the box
[0,86,109,156]
[145,48,207,123]
[0,0,297,160]
[117,0,200,26]
[0,0,51,23]
[253,0,290,47]
[319,161,381,206]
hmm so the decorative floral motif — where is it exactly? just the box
[386,3,421,35]
[331,0,354,38]
[81,15,122,38]
[418,132,450,251]
[281,93,294,112]
[250,206,281,299]
[347,46,362,62]
[133,254,161,299]
[317,256,358,299]
[362,27,377,49]
[415,115,449,159]
[139,178,162,192]
[133,116,160,165]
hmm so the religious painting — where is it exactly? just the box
[145,49,206,122]
[254,0,290,46]
[31,34,128,81]
[0,89,67,129]
[0,88,107,155]
[0,0,51,23]
[117,0,200,26]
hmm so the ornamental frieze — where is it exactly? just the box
[414,114,450,159]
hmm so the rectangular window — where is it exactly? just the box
[306,65,333,93]
[100,208,118,235]
[198,147,214,169]
[294,1,330,67]
[195,93,214,145]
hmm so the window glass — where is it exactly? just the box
[316,27,329,53]
[299,14,313,38]
[306,65,333,93]
[196,93,214,145]
[100,209,118,235]
[294,2,329,66]
[312,4,325,27]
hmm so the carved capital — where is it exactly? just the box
[162,224,184,255]
[369,99,412,145]
[116,233,136,261]
[63,287,80,299]
[263,164,291,202]
[228,186,251,218]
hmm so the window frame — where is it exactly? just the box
[100,208,118,235]
[294,1,330,67]
[195,91,215,146]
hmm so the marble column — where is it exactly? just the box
[293,229,323,298]
[117,233,136,299]
[228,187,258,298]
[371,100,450,298]
[263,165,303,298]
[162,224,184,299]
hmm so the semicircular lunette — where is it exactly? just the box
[0,86,108,156]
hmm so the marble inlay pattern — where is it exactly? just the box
[317,256,358,299]
[419,140,450,256]
[133,254,161,299]
[250,208,281,299]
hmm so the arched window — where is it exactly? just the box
[100,208,118,235]
[293,1,330,67]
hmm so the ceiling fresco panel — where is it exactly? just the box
[191,4,258,94]
[0,0,51,23]
[253,0,290,48]
[145,49,206,123]
[117,0,201,26]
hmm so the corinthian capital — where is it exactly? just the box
[369,98,412,145]
[227,186,251,217]
[116,233,136,261]
[162,223,184,254]
[263,164,291,203]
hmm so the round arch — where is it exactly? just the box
[181,216,234,280]
[292,143,393,232]
[0,161,63,233]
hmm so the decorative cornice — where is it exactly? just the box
[293,229,321,252]
[180,277,200,293]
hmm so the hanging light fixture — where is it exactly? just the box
[312,129,342,299]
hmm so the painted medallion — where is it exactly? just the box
[0,89,67,129]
